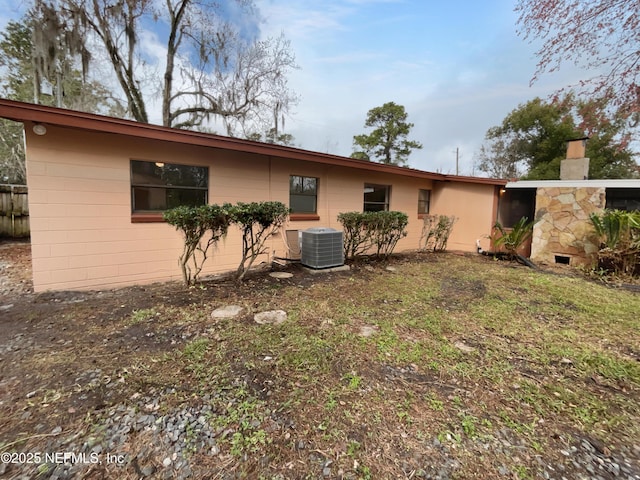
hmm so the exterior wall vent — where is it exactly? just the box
[300,227,344,269]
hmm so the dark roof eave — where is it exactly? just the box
[439,174,507,186]
[0,99,506,186]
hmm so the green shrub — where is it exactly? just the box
[166,202,289,284]
[227,201,290,280]
[337,211,373,259]
[164,204,231,285]
[337,211,408,259]
[368,211,409,258]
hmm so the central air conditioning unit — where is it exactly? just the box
[300,227,344,269]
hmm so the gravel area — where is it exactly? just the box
[2,372,639,480]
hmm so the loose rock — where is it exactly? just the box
[454,340,476,353]
[359,325,378,337]
[269,272,293,279]
[210,305,244,319]
[254,310,287,325]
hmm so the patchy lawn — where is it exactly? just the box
[0,243,639,479]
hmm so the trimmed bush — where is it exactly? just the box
[337,211,408,259]
[368,211,409,258]
[164,204,231,285]
[166,201,289,284]
[337,211,374,259]
[228,201,290,281]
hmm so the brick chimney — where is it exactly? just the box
[560,137,589,180]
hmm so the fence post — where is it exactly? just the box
[0,185,30,238]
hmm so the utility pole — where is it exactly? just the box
[455,147,459,175]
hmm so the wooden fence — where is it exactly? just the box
[0,185,29,238]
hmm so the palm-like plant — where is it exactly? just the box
[492,217,534,259]
[590,209,640,276]
[590,210,640,249]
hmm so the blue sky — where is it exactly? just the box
[0,0,585,175]
[258,0,583,174]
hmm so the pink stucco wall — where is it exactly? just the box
[431,182,499,252]
[25,123,498,291]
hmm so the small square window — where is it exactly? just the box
[364,184,390,212]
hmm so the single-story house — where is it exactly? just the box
[0,99,506,292]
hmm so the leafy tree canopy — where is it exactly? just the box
[0,18,117,183]
[477,95,638,180]
[352,102,422,165]
[246,128,296,147]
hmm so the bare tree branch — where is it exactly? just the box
[517,0,640,118]
[45,0,298,133]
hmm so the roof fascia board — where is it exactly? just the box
[0,99,506,185]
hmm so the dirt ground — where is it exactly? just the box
[0,240,32,297]
[0,240,351,451]
[0,240,638,480]
[0,239,307,395]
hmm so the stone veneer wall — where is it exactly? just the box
[531,187,605,266]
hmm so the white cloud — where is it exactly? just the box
[261,1,352,40]
[254,0,601,177]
